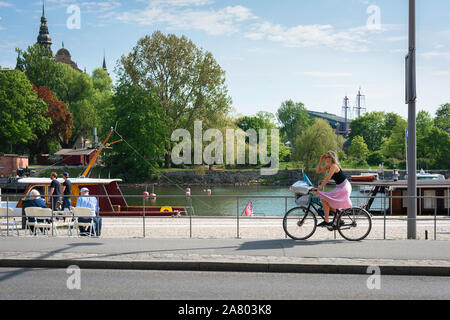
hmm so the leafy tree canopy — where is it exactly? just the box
[0,70,51,153]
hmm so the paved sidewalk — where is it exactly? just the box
[0,238,450,276]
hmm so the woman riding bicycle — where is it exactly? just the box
[312,151,353,228]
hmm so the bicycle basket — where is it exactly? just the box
[290,181,312,196]
[295,194,310,206]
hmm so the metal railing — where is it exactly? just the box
[0,192,449,240]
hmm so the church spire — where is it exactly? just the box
[102,49,108,72]
[37,0,52,51]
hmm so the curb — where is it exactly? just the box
[1,259,450,277]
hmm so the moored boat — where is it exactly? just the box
[8,177,186,217]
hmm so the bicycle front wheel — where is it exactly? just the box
[337,208,372,241]
[283,207,317,241]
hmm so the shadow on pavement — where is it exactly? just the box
[237,239,347,251]
[0,242,103,283]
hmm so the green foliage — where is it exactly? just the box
[367,151,385,166]
[0,70,51,153]
[348,136,369,164]
[105,83,168,182]
[15,44,64,96]
[293,119,341,170]
[117,31,232,167]
[236,112,277,132]
[276,100,311,143]
[422,126,450,169]
[381,118,408,160]
[348,112,387,152]
[435,103,450,134]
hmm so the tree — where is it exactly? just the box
[384,112,404,138]
[117,31,232,167]
[91,68,115,138]
[381,118,408,160]
[435,103,450,134]
[236,112,277,132]
[92,68,113,92]
[105,83,168,181]
[276,100,311,144]
[416,110,434,160]
[367,151,385,166]
[31,85,73,155]
[293,119,341,171]
[15,44,64,98]
[55,63,98,144]
[423,127,450,169]
[348,136,369,164]
[348,112,387,152]
[0,70,51,154]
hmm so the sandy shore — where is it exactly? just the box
[1,216,449,240]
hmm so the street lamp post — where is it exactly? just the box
[406,0,417,239]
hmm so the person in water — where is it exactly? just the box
[312,151,353,228]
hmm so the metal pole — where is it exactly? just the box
[384,191,387,240]
[407,0,417,239]
[434,197,437,241]
[142,195,146,238]
[6,196,9,237]
[189,197,192,239]
[447,187,449,217]
[236,197,240,239]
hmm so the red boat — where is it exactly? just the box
[351,175,377,182]
[13,129,187,217]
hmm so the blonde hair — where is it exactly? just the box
[326,151,341,168]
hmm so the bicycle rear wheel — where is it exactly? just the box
[283,207,317,241]
[337,208,372,241]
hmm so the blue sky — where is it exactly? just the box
[1,0,449,119]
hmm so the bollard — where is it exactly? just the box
[425,230,428,240]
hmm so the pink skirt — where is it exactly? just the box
[317,180,353,210]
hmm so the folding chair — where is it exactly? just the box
[24,207,53,236]
[73,207,96,237]
[0,208,20,236]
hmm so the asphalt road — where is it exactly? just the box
[0,268,449,300]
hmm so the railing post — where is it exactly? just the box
[445,188,450,217]
[434,197,437,241]
[189,197,193,239]
[142,195,146,238]
[6,195,9,237]
[236,197,240,239]
[383,191,386,240]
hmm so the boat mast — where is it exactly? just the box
[81,128,122,178]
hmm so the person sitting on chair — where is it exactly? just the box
[25,190,49,234]
[71,188,102,236]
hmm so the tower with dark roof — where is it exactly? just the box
[102,50,107,72]
[37,0,52,50]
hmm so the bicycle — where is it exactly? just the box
[283,191,372,241]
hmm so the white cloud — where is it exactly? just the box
[245,22,372,52]
[421,51,450,59]
[116,1,256,36]
[295,71,352,78]
[431,70,450,76]
[46,0,121,14]
[0,1,12,7]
